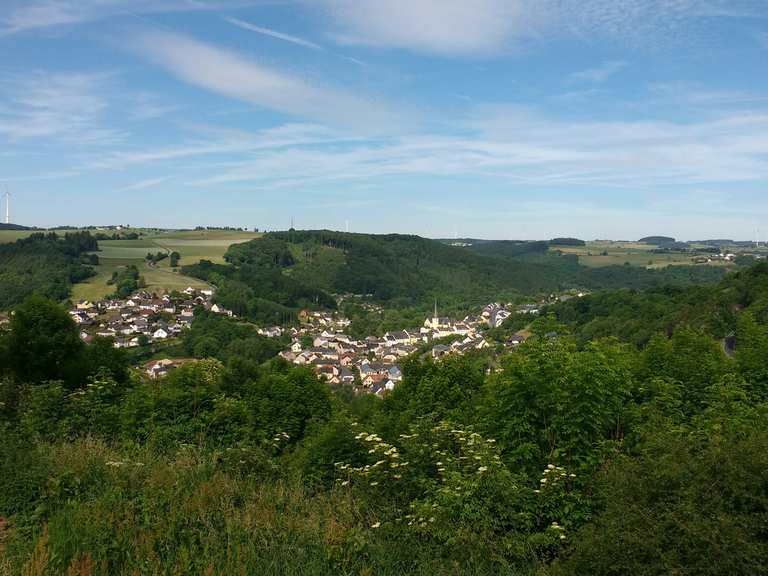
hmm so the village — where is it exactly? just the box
[67,286,232,348]
[63,287,584,393]
[274,301,534,395]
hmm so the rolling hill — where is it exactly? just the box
[182,230,729,324]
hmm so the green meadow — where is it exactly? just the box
[70,230,261,301]
[551,240,732,269]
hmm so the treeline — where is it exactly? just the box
[0,223,33,231]
[1,291,768,573]
[0,232,98,310]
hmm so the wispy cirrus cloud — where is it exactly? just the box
[570,60,626,83]
[648,82,768,107]
[166,107,768,193]
[86,123,365,169]
[0,71,124,143]
[115,176,173,192]
[135,30,406,131]
[0,0,256,35]
[321,0,533,56]
[318,0,767,56]
[224,17,323,50]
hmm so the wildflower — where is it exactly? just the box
[371,522,381,529]
[477,466,488,473]
[341,480,349,486]
[533,489,540,493]
[569,473,576,478]
[370,481,379,486]
[560,534,566,540]
[540,478,547,483]
[547,464,555,470]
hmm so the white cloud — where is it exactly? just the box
[73,84,768,194]
[129,92,180,121]
[0,71,124,143]
[649,82,768,106]
[115,176,173,192]
[225,17,324,50]
[321,0,534,56]
[570,60,626,83]
[317,0,767,56]
[168,108,768,193]
[87,123,364,169]
[136,30,404,131]
[0,0,254,35]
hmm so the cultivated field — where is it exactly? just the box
[71,229,261,301]
[0,230,38,243]
[551,241,732,269]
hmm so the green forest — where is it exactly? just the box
[0,232,98,310]
[182,231,727,327]
[2,263,768,574]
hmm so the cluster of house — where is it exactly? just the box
[68,286,234,349]
[143,357,197,379]
[277,302,537,395]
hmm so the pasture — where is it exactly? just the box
[0,230,37,243]
[72,229,261,301]
[551,241,729,269]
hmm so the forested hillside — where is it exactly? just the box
[183,231,727,325]
[0,232,98,310]
[542,261,768,346]
[2,264,768,574]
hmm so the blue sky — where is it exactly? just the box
[1,0,767,240]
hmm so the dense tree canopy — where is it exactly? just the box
[0,232,98,309]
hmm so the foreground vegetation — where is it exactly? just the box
[2,264,768,574]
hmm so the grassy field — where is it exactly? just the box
[551,241,731,269]
[0,230,38,243]
[70,230,261,301]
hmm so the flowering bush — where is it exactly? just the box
[334,419,578,563]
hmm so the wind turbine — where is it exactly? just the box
[3,191,9,225]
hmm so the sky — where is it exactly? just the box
[1,0,767,240]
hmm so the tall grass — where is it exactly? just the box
[1,438,524,576]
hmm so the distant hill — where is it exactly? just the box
[639,236,676,245]
[0,223,32,231]
[550,237,586,246]
[182,231,728,323]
